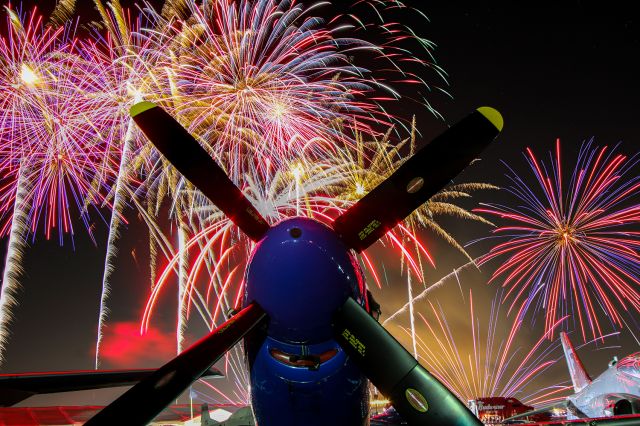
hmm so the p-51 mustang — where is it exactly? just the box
[79,103,503,425]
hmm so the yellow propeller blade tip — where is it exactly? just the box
[130,101,157,118]
[477,106,503,132]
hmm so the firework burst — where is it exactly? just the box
[139,0,443,181]
[404,288,573,406]
[476,139,640,341]
[333,122,495,264]
[0,7,121,242]
[0,6,119,362]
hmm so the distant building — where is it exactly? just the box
[467,397,550,425]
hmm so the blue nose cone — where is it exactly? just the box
[244,217,363,343]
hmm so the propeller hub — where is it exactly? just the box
[244,217,365,344]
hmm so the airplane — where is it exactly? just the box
[75,101,504,425]
[506,332,640,422]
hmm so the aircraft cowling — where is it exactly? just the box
[596,393,640,416]
[244,217,366,344]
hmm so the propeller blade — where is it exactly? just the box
[86,303,267,426]
[332,107,503,252]
[130,102,270,242]
[333,297,482,425]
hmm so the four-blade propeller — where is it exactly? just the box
[87,102,502,425]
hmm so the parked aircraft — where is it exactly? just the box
[561,332,640,418]
[507,332,640,422]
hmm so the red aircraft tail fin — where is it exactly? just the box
[560,332,592,392]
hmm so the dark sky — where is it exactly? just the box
[1,0,639,409]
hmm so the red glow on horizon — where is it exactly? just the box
[97,322,175,368]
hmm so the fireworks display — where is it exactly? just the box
[0,0,473,375]
[400,288,572,405]
[477,139,640,342]
[128,0,460,348]
[0,0,635,418]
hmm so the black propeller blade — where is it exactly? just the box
[332,107,503,252]
[130,102,270,242]
[86,303,267,426]
[333,298,482,425]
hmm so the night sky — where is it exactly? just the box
[1,0,639,409]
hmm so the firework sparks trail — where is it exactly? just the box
[475,139,640,342]
[400,289,578,405]
[406,273,418,358]
[94,119,133,368]
[87,0,173,367]
[176,217,190,353]
[0,166,30,364]
[383,258,479,326]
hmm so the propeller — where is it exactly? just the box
[85,303,267,425]
[97,103,503,425]
[130,102,270,242]
[334,297,482,425]
[332,107,503,252]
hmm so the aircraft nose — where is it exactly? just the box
[244,217,363,343]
